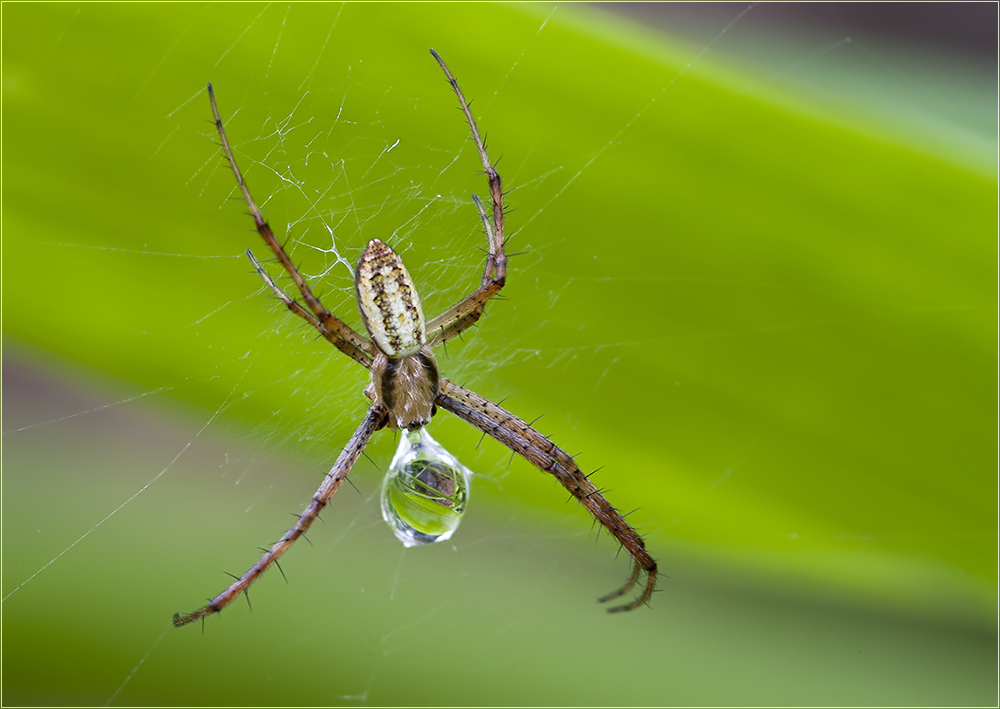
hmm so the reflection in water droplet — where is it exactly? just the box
[380,427,471,547]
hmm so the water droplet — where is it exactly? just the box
[380,427,471,547]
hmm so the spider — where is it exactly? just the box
[173,50,657,628]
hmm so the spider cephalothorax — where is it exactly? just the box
[173,51,657,628]
[356,238,440,431]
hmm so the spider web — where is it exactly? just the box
[2,3,996,706]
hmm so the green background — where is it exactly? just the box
[3,3,996,706]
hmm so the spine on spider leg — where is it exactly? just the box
[435,379,657,612]
[172,406,387,628]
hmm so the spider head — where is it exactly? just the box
[369,349,440,432]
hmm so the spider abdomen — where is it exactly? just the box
[370,348,440,431]
[356,239,426,358]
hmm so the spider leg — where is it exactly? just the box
[247,249,369,356]
[207,84,377,368]
[172,405,388,627]
[425,52,507,349]
[597,562,642,603]
[435,378,657,612]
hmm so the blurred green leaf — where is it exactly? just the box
[3,3,995,706]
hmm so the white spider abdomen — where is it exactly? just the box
[355,239,426,358]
